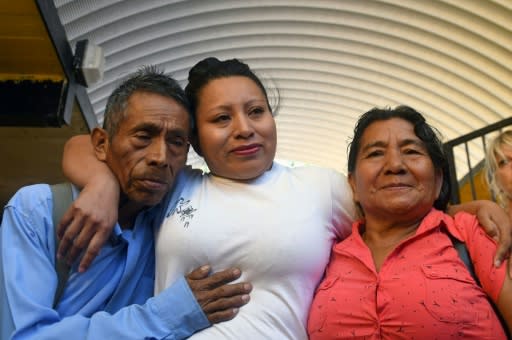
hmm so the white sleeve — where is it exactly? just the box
[330,170,356,240]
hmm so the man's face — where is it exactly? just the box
[102,91,190,208]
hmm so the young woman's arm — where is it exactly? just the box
[59,134,120,272]
[448,200,511,272]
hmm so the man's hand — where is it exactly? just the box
[57,175,120,272]
[186,265,252,324]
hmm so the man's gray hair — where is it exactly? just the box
[103,65,192,138]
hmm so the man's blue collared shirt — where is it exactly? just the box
[0,184,208,339]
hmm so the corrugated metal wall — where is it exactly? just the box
[55,0,512,174]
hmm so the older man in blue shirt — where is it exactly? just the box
[0,66,251,340]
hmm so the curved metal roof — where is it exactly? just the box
[54,0,512,174]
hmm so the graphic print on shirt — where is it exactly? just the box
[172,197,197,228]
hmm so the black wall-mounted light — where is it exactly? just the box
[73,39,105,88]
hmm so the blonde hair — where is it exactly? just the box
[485,130,512,208]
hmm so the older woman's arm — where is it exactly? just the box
[448,200,511,271]
[60,134,120,272]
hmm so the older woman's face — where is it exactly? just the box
[348,118,442,219]
[495,144,512,197]
[194,76,277,180]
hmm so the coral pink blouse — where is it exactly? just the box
[308,209,507,339]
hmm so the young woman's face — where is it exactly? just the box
[194,76,277,180]
[495,144,512,198]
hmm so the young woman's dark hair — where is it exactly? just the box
[185,57,277,126]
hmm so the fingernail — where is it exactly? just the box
[242,294,250,302]
[243,283,252,291]
[232,268,241,276]
[79,266,85,273]
[200,265,210,272]
[494,259,502,267]
[56,253,62,260]
[232,308,239,314]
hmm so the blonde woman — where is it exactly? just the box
[486,130,512,218]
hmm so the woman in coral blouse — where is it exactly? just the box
[308,106,511,339]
